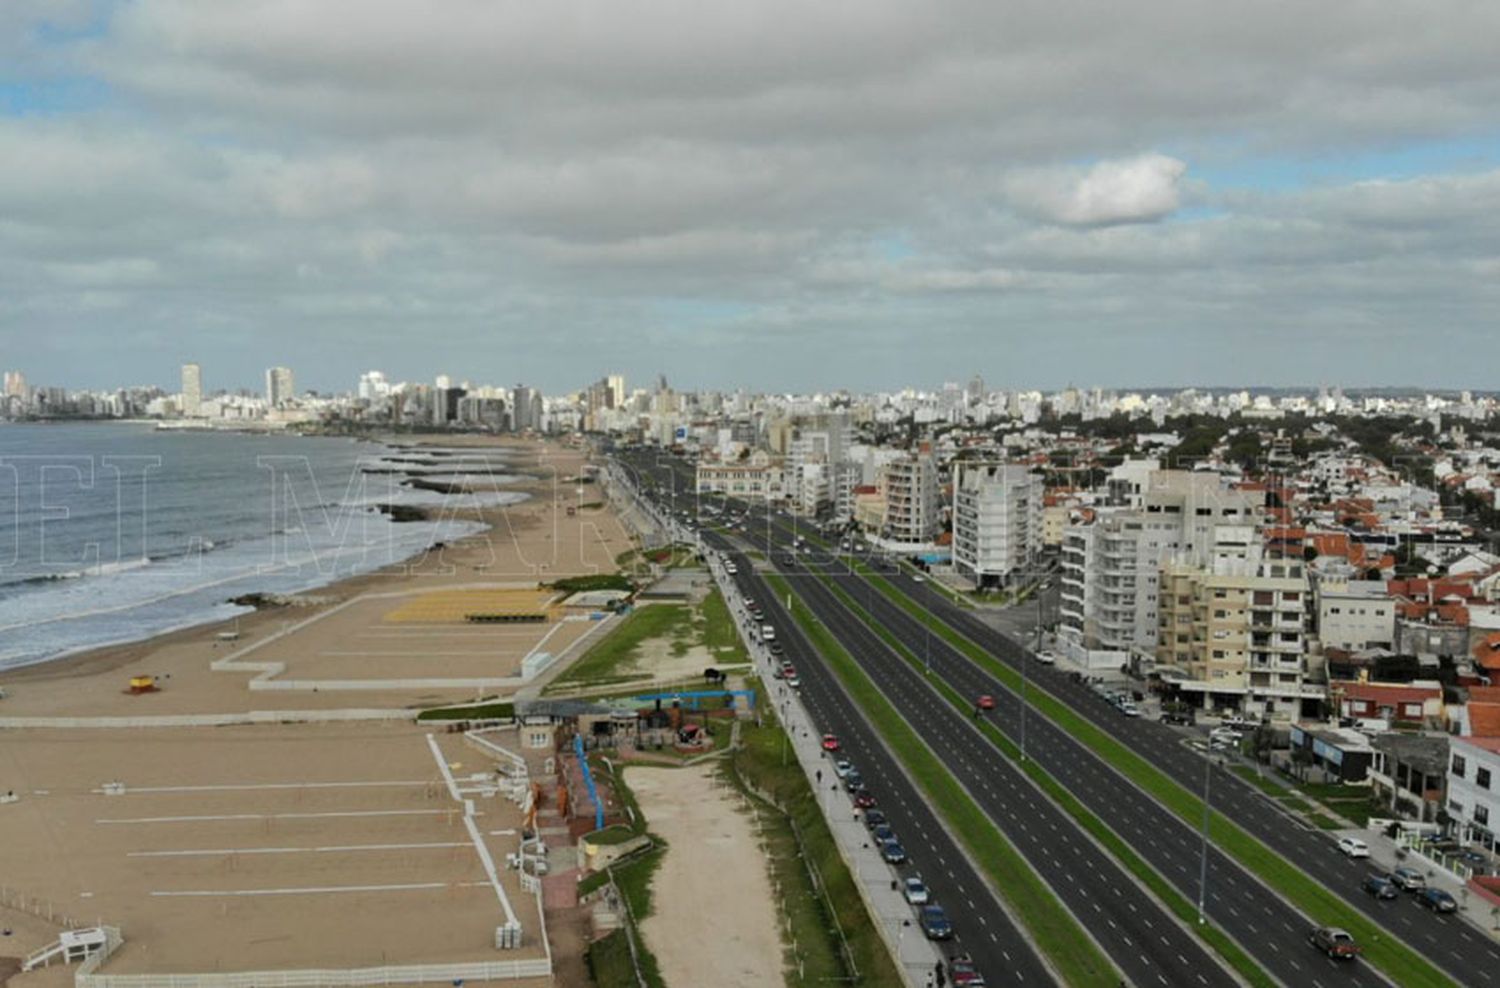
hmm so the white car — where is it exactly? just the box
[1337,837,1370,858]
[1035,650,1058,665]
[903,877,930,905]
[912,574,926,583]
[1119,703,1141,717]
[833,759,854,778]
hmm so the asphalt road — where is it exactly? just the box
[615,452,1482,986]
[872,567,1500,988]
[760,548,1244,988]
[710,539,1058,987]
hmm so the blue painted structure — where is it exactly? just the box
[630,688,757,711]
[573,733,606,831]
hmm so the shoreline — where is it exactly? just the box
[0,437,593,692]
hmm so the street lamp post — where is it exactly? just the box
[1021,578,1051,763]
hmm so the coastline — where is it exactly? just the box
[0,436,609,696]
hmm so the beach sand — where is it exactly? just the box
[0,438,636,718]
[0,437,636,984]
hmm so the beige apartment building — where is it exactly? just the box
[1157,557,1317,719]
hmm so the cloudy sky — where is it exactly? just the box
[2,1,1499,395]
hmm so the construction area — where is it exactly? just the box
[0,723,554,985]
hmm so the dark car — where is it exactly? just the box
[920,905,953,940]
[1362,874,1398,900]
[872,823,896,844]
[862,808,887,830]
[1417,888,1458,913]
[843,770,864,792]
[881,840,907,865]
[768,641,785,656]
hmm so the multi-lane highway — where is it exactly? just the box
[872,563,1500,988]
[611,448,1494,987]
[712,541,1059,985]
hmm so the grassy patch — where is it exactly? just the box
[853,565,1457,988]
[586,824,641,846]
[1229,765,1284,796]
[585,928,640,988]
[766,574,1119,988]
[547,605,693,691]
[725,710,903,986]
[819,577,1274,988]
[551,572,636,594]
[415,700,515,721]
[700,588,748,661]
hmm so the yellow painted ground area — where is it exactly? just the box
[383,588,557,623]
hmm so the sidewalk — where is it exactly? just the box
[706,552,942,987]
[1358,825,1500,935]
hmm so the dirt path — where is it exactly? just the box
[629,765,783,988]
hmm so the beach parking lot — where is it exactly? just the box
[0,724,547,977]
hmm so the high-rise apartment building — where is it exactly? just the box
[952,463,1043,588]
[607,374,626,409]
[265,367,295,408]
[1058,469,1261,666]
[180,363,202,417]
[881,443,940,544]
[1156,557,1312,719]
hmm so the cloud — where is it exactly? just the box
[1,2,1500,390]
[1006,154,1188,227]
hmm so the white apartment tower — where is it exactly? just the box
[1059,470,1262,665]
[952,463,1043,588]
[265,367,295,408]
[180,363,203,417]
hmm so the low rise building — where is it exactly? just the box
[1369,733,1448,822]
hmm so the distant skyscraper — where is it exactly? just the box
[435,374,452,390]
[265,367,295,408]
[3,371,27,399]
[358,370,389,400]
[181,363,202,417]
[607,374,626,409]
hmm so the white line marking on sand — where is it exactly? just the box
[129,842,470,858]
[97,809,453,824]
[150,882,490,897]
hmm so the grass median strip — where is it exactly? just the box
[817,575,1274,988]
[852,562,1457,988]
[765,573,1119,988]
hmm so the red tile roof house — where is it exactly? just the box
[1338,681,1444,726]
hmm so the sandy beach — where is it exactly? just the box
[0,436,636,985]
[0,437,636,718]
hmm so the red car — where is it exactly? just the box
[976,694,996,710]
[821,734,840,752]
[853,789,877,809]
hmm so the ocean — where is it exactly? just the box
[0,423,525,671]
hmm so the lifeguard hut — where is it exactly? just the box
[126,675,159,695]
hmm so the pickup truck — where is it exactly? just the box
[1308,927,1362,960]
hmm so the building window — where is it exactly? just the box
[1479,767,1492,791]
[1478,805,1491,826]
[1453,754,1468,778]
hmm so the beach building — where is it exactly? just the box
[951,462,1043,589]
